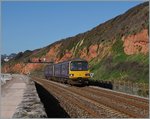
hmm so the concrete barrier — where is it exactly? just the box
[1,73,12,85]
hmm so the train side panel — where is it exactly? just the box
[44,64,54,79]
[54,64,61,77]
[54,61,69,78]
[44,65,48,78]
[61,62,69,78]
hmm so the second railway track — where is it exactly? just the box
[31,77,149,118]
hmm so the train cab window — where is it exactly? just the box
[70,61,88,71]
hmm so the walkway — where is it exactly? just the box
[1,74,26,119]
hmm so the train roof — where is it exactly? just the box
[56,58,87,64]
[45,58,87,66]
[68,58,87,62]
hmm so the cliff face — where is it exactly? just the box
[123,29,149,55]
[2,2,149,83]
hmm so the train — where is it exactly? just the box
[44,58,91,85]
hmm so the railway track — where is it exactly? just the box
[31,77,149,118]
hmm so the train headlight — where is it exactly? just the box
[69,74,74,76]
[85,73,90,76]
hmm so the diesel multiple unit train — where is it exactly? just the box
[44,58,91,85]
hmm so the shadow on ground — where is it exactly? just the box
[88,80,113,89]
[35,82,70,118]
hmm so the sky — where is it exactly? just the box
[2,1,143,55]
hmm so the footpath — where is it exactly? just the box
[1,74,47,118]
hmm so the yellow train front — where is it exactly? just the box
[68,59,90,85]
[44,58,91,85]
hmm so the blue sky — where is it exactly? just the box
[2,1,142,55]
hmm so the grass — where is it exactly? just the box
[90,37,149,84]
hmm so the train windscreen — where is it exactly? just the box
[70,61,88,71]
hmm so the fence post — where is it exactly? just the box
[128,81,130,94]
[131,81,133,94]
[123,81,125,92]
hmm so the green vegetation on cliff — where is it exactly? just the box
[90,37,149,83]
